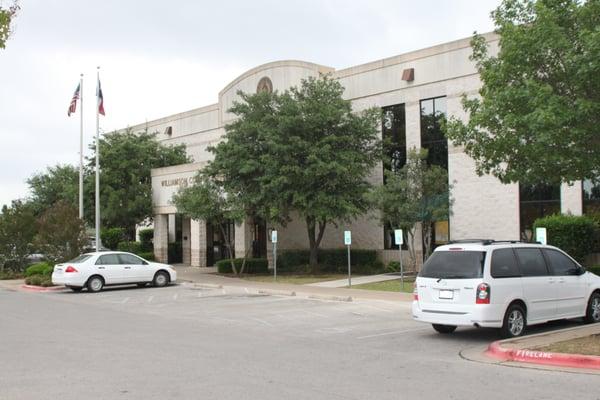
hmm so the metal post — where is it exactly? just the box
[95,67,101,251]
[399,246,404,290]
[79,73,84,220]
[273,242,277,281]
[347,244,351,287]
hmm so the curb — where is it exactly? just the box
[486,340,600,370]
[20,284,65,292]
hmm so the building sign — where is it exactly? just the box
[161,176,196,188]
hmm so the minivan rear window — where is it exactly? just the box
[419,251,486,279]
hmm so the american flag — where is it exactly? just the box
[68,83,80,117]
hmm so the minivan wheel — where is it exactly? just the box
[432,324,457,334]
[501,304,526,338]
[584,292,600,324]
[86,276,104,293]
[153,271,169,288]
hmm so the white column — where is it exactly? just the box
[190,219,207,267]
[168,214,176,243]
[153,214,169,263]
[182,217,191,265]
[234,218,253,259]
[561,182,583,215]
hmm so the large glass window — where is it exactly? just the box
[583,179,600,215]
[382,104,407,250]
[519,184,561,241]
[420,97,447,170]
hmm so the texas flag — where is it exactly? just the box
[97,79,105,116]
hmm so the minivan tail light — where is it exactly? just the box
[476,283,490,304]
[413,282,418,301]
[65,266,78,273]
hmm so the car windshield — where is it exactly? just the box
[419,251,486,279]
[66,255,93,264]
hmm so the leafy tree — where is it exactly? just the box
[34,201,87,264]
[445,0,600,185]
[172,175,248,275]
[0,1,19,49]
[85,130,190,239]
[371,149,451,269]
[27,164,79,216]
[0,200,37,272]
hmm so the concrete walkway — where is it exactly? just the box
[306,273,412,288]
[173,266,413,303]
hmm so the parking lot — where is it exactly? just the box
[1,283,598,400]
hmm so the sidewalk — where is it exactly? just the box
[307,273,411,288]
[174,266,413,303]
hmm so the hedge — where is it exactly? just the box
[278,249,384,274]
[139,228,154,251]
[117,241,143,254]
[25,275,54,287]
[533,214,596,263]
[101,227,127,250]
[589,266,600,276]
[216,258,269,274]
[137,252,155,261]
[24,262,54,277]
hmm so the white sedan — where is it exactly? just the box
[52,252,177,293]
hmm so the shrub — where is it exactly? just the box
[0,270,24,280]
[588,213,600,253]
[216,258,269,274]
[117,241,143,254]
[24,262,54,277]
[101,228,127,250]
[139,229,154,251]
[25,274,53,287]
[137,252,155,261]
[278,249,383,274]
[589,266,600,276]
[533,214,596,263]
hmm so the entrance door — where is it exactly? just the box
[252,218,267,258]
[206,221,235,266]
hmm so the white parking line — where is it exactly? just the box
[356,327,430,340]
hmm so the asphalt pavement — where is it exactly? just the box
[0,283,598,400]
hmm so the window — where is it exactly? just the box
[420,97,447,170]
[543,249,579,276]
[419,251,486,279]
[117,254,146,265]
[96,254,120,265]
[583,179,600,215]
[67,255,92,264]
[519,184,560,241]
[491,249,521,278]
[514,248,549,277]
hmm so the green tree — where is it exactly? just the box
[172,175,247,275]
[371,149,451,269]
[445,0,600,185]
[0,200,37,272]
[34,201,87,264]
[27,164,79,216]
[85,130,190,239]
[0,1,19,49]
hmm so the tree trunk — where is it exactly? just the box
[422,222,433,262]
[219,223,238,275]
[407,227,417,272]
[238,219,256,275]
[306,217,327,273]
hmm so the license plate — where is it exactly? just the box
[439,290,454,299]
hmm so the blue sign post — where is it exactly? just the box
[271,230,278,281]
[344,231,352,287]
[394,229,404,288]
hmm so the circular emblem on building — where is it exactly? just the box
[257,77,273,94]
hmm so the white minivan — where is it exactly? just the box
[411,241,600,337]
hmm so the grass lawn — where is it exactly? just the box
[538,334,600,356]
[351,278,414,293]
[234,274,356,285]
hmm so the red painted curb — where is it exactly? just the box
[20,285,65,292]
[486,340,600,370]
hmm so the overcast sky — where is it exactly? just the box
[0,0,501,209]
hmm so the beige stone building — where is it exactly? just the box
[124,32,597,267]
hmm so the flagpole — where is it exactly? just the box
[79,73,84,220]
[95,66,101,251]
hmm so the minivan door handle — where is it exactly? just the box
[124,266,131,269]
[548,278,555,284]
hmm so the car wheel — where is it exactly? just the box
[153,271,169,288]
[501,304,526,338]
[584,292,600,324]
[86,276,104,293]
[432,324,457,334]
[68,286,83,292]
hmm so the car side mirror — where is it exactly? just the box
[576,266,586,276]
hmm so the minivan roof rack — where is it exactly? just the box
[447,239,536,246]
